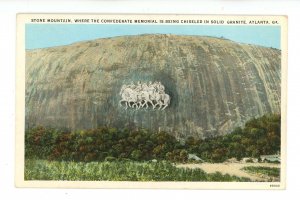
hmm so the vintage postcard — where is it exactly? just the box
[16,14,287,189]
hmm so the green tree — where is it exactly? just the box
[131,150,142,160]
[179,150,188,163]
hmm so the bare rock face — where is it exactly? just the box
[25,34,281,138]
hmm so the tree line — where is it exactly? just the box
[25,113,280,163]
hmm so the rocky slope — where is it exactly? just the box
[25,34,281,138]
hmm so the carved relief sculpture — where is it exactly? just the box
[119,81,170,110]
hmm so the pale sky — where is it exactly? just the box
[26,24,281,50]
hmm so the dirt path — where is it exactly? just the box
[176,163,280,181]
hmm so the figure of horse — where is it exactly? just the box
[151,93,171,110]
[119,81,170,110]
[137,91,155,109]
[119,87,139,109]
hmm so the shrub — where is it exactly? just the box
[25,114,280,163]
[25,159,251,181]
[105,156,117,162]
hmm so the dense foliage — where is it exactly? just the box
[25,159,250,181]
[25,113,280,163]
[189,113,281,162]
[25,126,188,162]
[242,166,280,179]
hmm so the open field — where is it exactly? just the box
[25,159,251,182]
[176,163,280,182]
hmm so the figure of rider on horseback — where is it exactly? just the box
[119,81,170,110]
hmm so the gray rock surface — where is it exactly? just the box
[25,34,281,138]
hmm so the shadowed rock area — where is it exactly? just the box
[25,34,281,138]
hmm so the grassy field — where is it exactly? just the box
[242,166,280,179]
[25,159,251,182]
[178,163,280,182]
